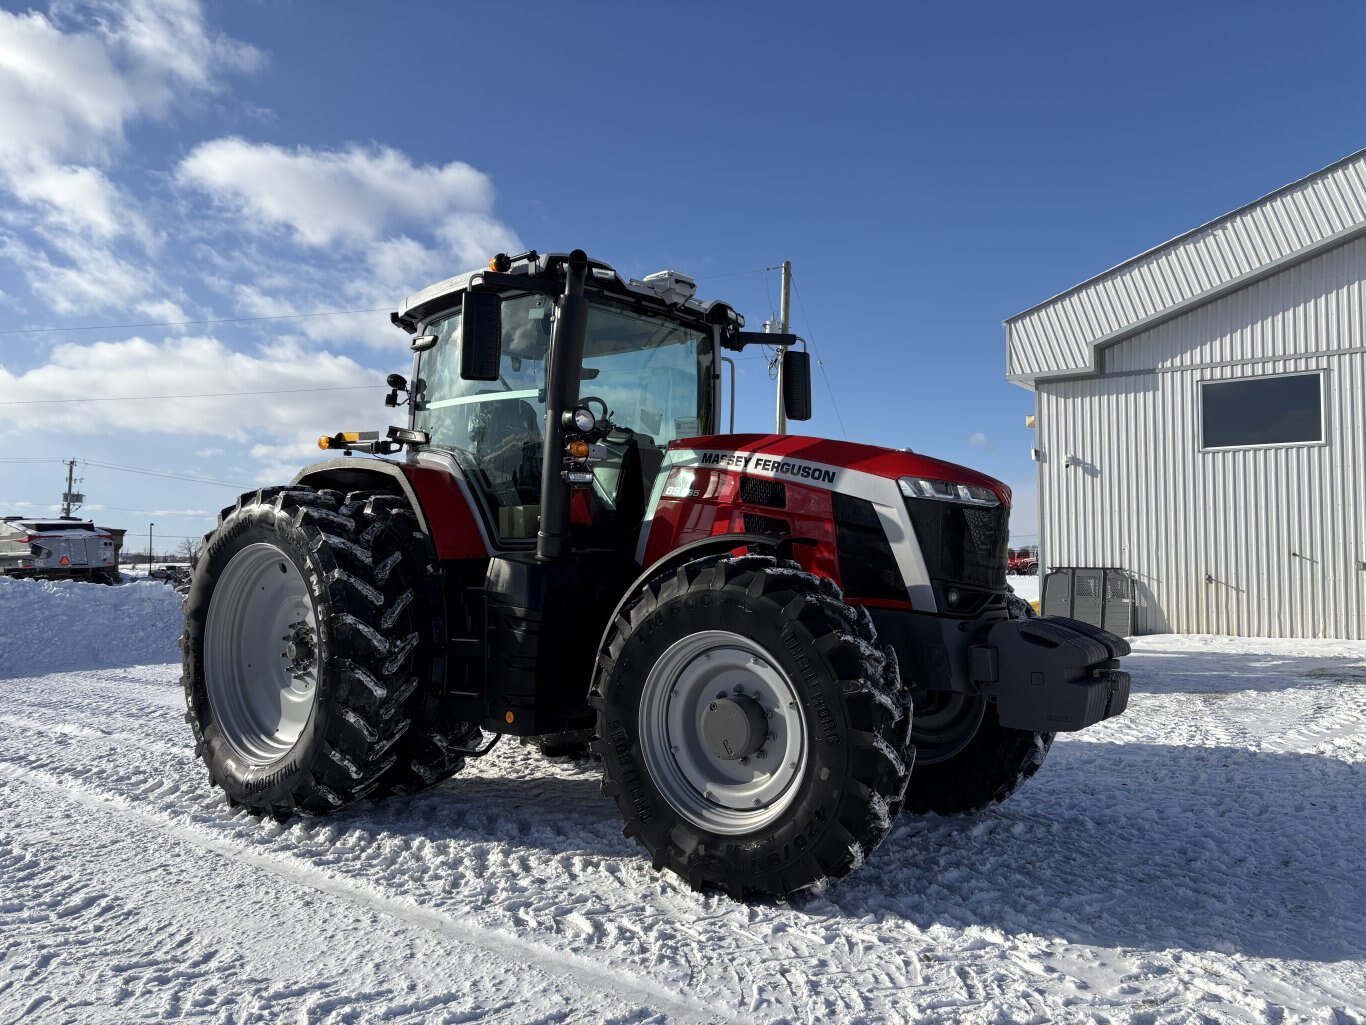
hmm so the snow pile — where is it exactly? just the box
[0,575,184,677]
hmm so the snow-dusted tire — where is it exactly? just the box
[592,556,913,899]
[182,486,439,817]
[521,730,597,762]
[904,590,1053,816]
[336,492,483,797]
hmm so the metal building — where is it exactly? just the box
[1006,151,1366,639]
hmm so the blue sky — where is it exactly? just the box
[2,0,1364,555]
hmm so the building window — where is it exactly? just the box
[1200,372,1324,450]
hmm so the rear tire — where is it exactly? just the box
[593,556,913,899]
[333,492,483,798]
[904,591,1053,816]
[182,486,441,817]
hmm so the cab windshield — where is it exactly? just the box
[413,292,714,542]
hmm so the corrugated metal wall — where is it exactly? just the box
[1008,150,1366,381]
[1037,238,1366,639]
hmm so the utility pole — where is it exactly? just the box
[775,260,792,434]
[60,459,83,517]
[148,523,155,575]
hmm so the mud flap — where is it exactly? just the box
[974,616,1131,732]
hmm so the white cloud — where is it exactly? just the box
[968,431,989,447]
[7,163,143,241]
[174,139,521,347]
[0,0,261,169]
[177,139,511,250]
[0,334,386,441]
[0,1,261,314]
[0,231,156,313]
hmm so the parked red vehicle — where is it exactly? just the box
[1008,547,1039,575]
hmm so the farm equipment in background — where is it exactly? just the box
[1008,546,1039,575]
[0,517,118,584]
[183,250,1129,898]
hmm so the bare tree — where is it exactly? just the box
[178,536,204,565]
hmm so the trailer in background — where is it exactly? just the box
[0,516,119,584]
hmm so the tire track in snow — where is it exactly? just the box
[0,760,748,1025]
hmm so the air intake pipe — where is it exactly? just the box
[536,249,589,561]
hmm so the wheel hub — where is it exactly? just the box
[700,695,769,761]
[282,620,315,678]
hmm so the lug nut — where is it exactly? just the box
[756,749,767,760]
[708,702,718,712]
[739,757,750,766]
[766,731,776,742]
[733,683,743,693]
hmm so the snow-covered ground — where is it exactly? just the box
[1,575,1363,1024]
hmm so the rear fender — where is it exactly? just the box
[290,458,488,560]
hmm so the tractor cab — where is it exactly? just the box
[394,251,808,561]
[408,275,714,550]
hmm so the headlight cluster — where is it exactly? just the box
[898,477,999,507]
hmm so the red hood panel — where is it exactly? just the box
[673,434,1011,507]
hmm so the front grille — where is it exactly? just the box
[832,493,907,601]
[903,498,1008,593]
[740,476,786,508]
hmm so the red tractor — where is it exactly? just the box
[182,250,1129,898]
[1008,547,1039,576]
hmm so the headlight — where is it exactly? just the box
[898,476,999,507]
[566,407,596,433]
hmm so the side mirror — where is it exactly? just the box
[782,348,812,422]
[459,291,503,381]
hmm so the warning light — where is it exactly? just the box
[568,440,590,459]
[318,432,362,450]
[489,253,512,273]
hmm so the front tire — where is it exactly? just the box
[593,556,913,899]
[904,590,1053,816]
[182,486,435,817]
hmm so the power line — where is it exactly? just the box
[0,307,392,338]
[0,457,255,489]
[0,383,381,407]
[81,460,253,489]
[789,274,848,441]
[694,266,782,281]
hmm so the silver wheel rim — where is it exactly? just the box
[204,543,320,764]
[638,630,808,835]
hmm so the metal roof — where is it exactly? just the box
[1006,148,1366,384]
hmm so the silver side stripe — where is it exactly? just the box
[637,448,936,611]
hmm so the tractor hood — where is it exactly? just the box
[670,434,1011,508]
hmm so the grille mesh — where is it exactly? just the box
[740,476,787,508]
[832,493,907,601]
[903,499,1007,590]
[743,513,790,536]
